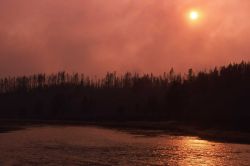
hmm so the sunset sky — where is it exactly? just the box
[0,0,250,76]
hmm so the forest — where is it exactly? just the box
[0,62,250,131]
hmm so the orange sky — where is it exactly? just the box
[0,0,250,76]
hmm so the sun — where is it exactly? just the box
[186,9,203,26]
[189,11,199,20]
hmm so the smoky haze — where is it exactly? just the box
[0,0,250,76]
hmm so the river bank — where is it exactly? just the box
[1,119,250,144]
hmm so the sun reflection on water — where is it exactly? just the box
[179,138,217,166]
[154,136,233,166]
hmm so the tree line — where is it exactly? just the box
[0,62,250,131]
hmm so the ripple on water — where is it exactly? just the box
[0,126,249,166]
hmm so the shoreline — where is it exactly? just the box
[1,119,250,145]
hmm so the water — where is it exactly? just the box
[0,126,250,166]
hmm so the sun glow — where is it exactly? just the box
[186,9,203,26]
[189,11,199,20]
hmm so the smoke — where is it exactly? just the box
[0,0,250,76]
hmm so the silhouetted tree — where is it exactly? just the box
[0,62,250,131]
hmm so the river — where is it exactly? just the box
[0,126,249,166]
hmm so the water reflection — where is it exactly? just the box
[178,138,218,166]
[0,126,249,166]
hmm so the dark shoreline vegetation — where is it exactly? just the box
[0,62,250,137]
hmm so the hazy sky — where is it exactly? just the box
[0,0,250,76]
